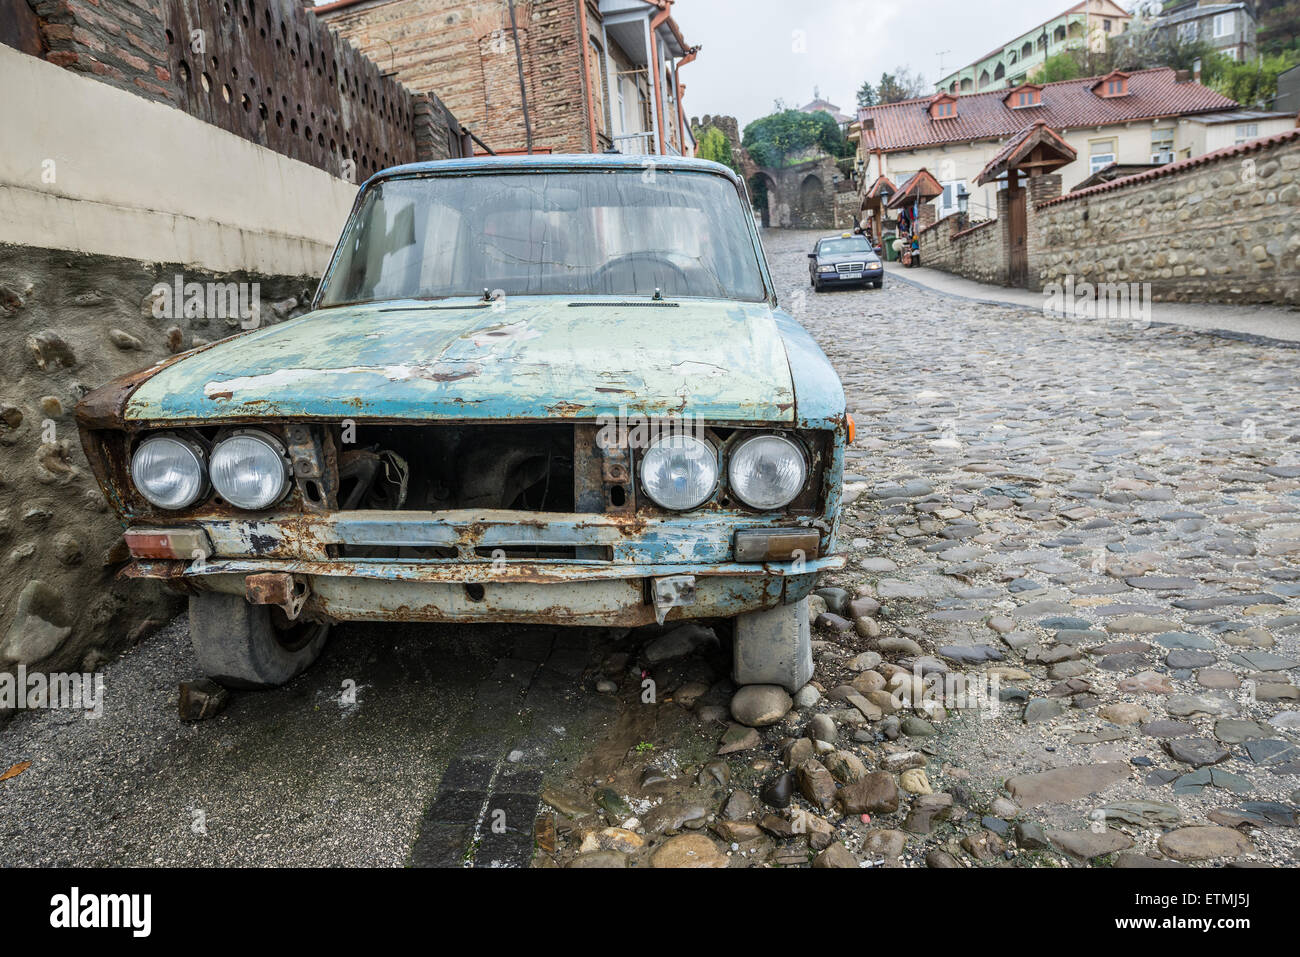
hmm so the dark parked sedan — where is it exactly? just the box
[808,234,884,291]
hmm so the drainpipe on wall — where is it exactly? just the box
[577,0,600,152]
[674,45,699,157]
[649,6,671,154]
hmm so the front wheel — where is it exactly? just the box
[189,592,329,689]
[732,597,813,693]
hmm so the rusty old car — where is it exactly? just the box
[76,154,848,691]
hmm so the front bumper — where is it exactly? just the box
[125,557,844,626]
[817,267,883,284]
[121,508,844,626]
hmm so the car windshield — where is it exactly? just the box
[318,169,769,305]
[820,238,873,256]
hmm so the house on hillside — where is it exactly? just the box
[936,0,1132,94]
[852,67,1293,224]
[315,0,700,156]
[1146,1,1257,62]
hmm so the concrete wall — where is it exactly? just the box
[1034,129,1300,303]
[0,41,357,276]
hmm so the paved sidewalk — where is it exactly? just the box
[886,262,1300,346]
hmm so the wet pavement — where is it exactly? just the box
[2,227,1297,867]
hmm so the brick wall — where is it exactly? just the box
[320,0,590,154]
[31,0,175,104]
[1033,129,1300,304]
[21,0,466,176]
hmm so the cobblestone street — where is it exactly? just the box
[763,228,1300,865]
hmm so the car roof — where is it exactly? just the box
[363,153,745,190]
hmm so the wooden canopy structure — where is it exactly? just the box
[976,121,1076,288]
[885,168,944,209]
[860,174,897,239]
[976,121,1076,186]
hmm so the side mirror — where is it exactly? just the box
[807,252,817,259]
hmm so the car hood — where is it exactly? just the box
[818,252,879,265]
[124,297,798,423]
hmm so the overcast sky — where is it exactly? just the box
[679,0,1131,128]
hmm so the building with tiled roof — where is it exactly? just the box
[850,67,1296,224]
[936,0,1132,94]
[799,95,853,128]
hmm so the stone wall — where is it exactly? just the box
[918,214,1005,284]
[0,244,313,678]
[1033,129,1300,303]
[917,129,1300,305]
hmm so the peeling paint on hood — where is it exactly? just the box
[125,297,798,423]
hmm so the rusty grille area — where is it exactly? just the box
[341,423,577,514]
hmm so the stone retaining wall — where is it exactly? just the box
[0,244,312,684]
[1033,128,1300,304]
[919,127,1300,305]
[918,215,1005,285]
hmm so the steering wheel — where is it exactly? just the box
[591,253,690,293]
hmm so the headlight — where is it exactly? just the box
[209,430,291,510]
[728,434,807,510]
[639,435,718,511]
[818,265,836,273]
[131,435,207,510]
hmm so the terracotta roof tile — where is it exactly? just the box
[857,68,1236,152]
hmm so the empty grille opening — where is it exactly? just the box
[338,545,458,560]
[473,545,612,561]
[338,424,575,512]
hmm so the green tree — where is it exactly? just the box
[694,125,736,171]
[742,109,854,168]
[1039,51,1085,82]
[856,80,877,109]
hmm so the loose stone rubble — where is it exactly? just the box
[533,231,1300,868]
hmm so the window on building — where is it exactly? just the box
[1234,123,1259,145]
[1151,127,1175,163]
[994,61,1005,80]
[978,69,990,88]
[1021,41,1033,58]
[1103,18,1113,33]
[1213,11,1234,38]
[938,179,968,218]
[1179,21,1198,42]
[935,101,955,117]
[1223,47,1238,61]
[1089,138,1117,173]
[1053,25,1066,43]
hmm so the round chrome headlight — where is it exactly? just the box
[728,434,807,510]
[639,434,718,511]
[131,434,207,510]
[209,430,291,510]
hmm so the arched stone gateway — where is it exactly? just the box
[749,172,779,228]
[798,173,824,224]
[749,156,843,230]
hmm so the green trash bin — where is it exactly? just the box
[883,232,899,262]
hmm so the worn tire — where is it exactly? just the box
[732,597,813,693]
[189,593,329,690]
